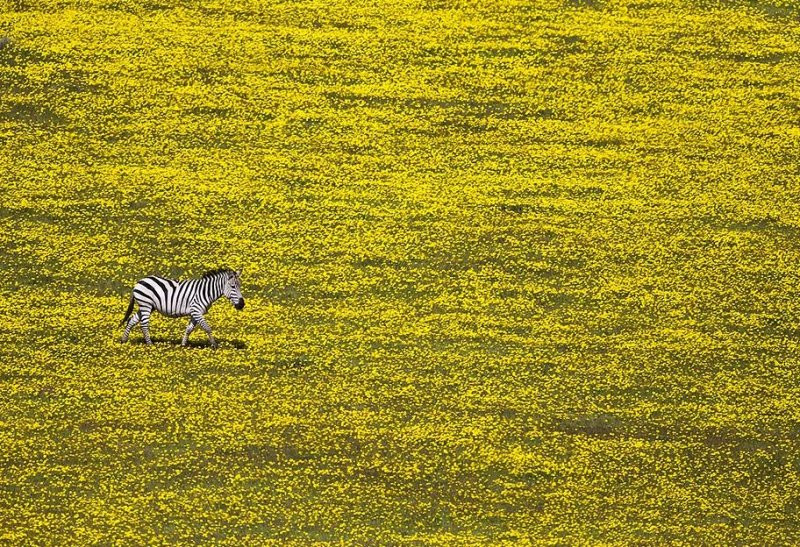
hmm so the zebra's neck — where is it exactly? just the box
[197,273,226,306]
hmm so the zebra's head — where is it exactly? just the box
[224,268,245,310]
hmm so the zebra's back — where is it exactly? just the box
[133,275,195,317]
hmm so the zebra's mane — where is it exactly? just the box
[200,267,234,279]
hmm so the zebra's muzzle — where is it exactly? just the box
[235,298,245,310]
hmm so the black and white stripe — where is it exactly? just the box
[120,267,245,348]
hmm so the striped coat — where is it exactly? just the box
[120,268,244,348]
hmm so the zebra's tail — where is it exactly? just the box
[121,293,135,326]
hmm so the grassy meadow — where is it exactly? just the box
[2,0,800,543]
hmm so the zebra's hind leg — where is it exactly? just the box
[181,318,197,347]
[120,311,141,343]
[139,307,154,345]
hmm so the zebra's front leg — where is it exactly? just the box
[181,318,197,347]
[192,314,217,349]
[120,311,141,343]
[139,307,154,345]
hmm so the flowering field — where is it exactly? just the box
[2,0,800,543]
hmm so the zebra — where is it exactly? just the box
[120,267,245,348]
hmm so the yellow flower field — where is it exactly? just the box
[2,0,800,542]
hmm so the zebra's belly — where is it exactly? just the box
[159,310,189,318]
[150,301,191,317]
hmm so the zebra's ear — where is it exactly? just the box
[236,267,243,277]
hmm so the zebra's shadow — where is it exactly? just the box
[127,337,247,350]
